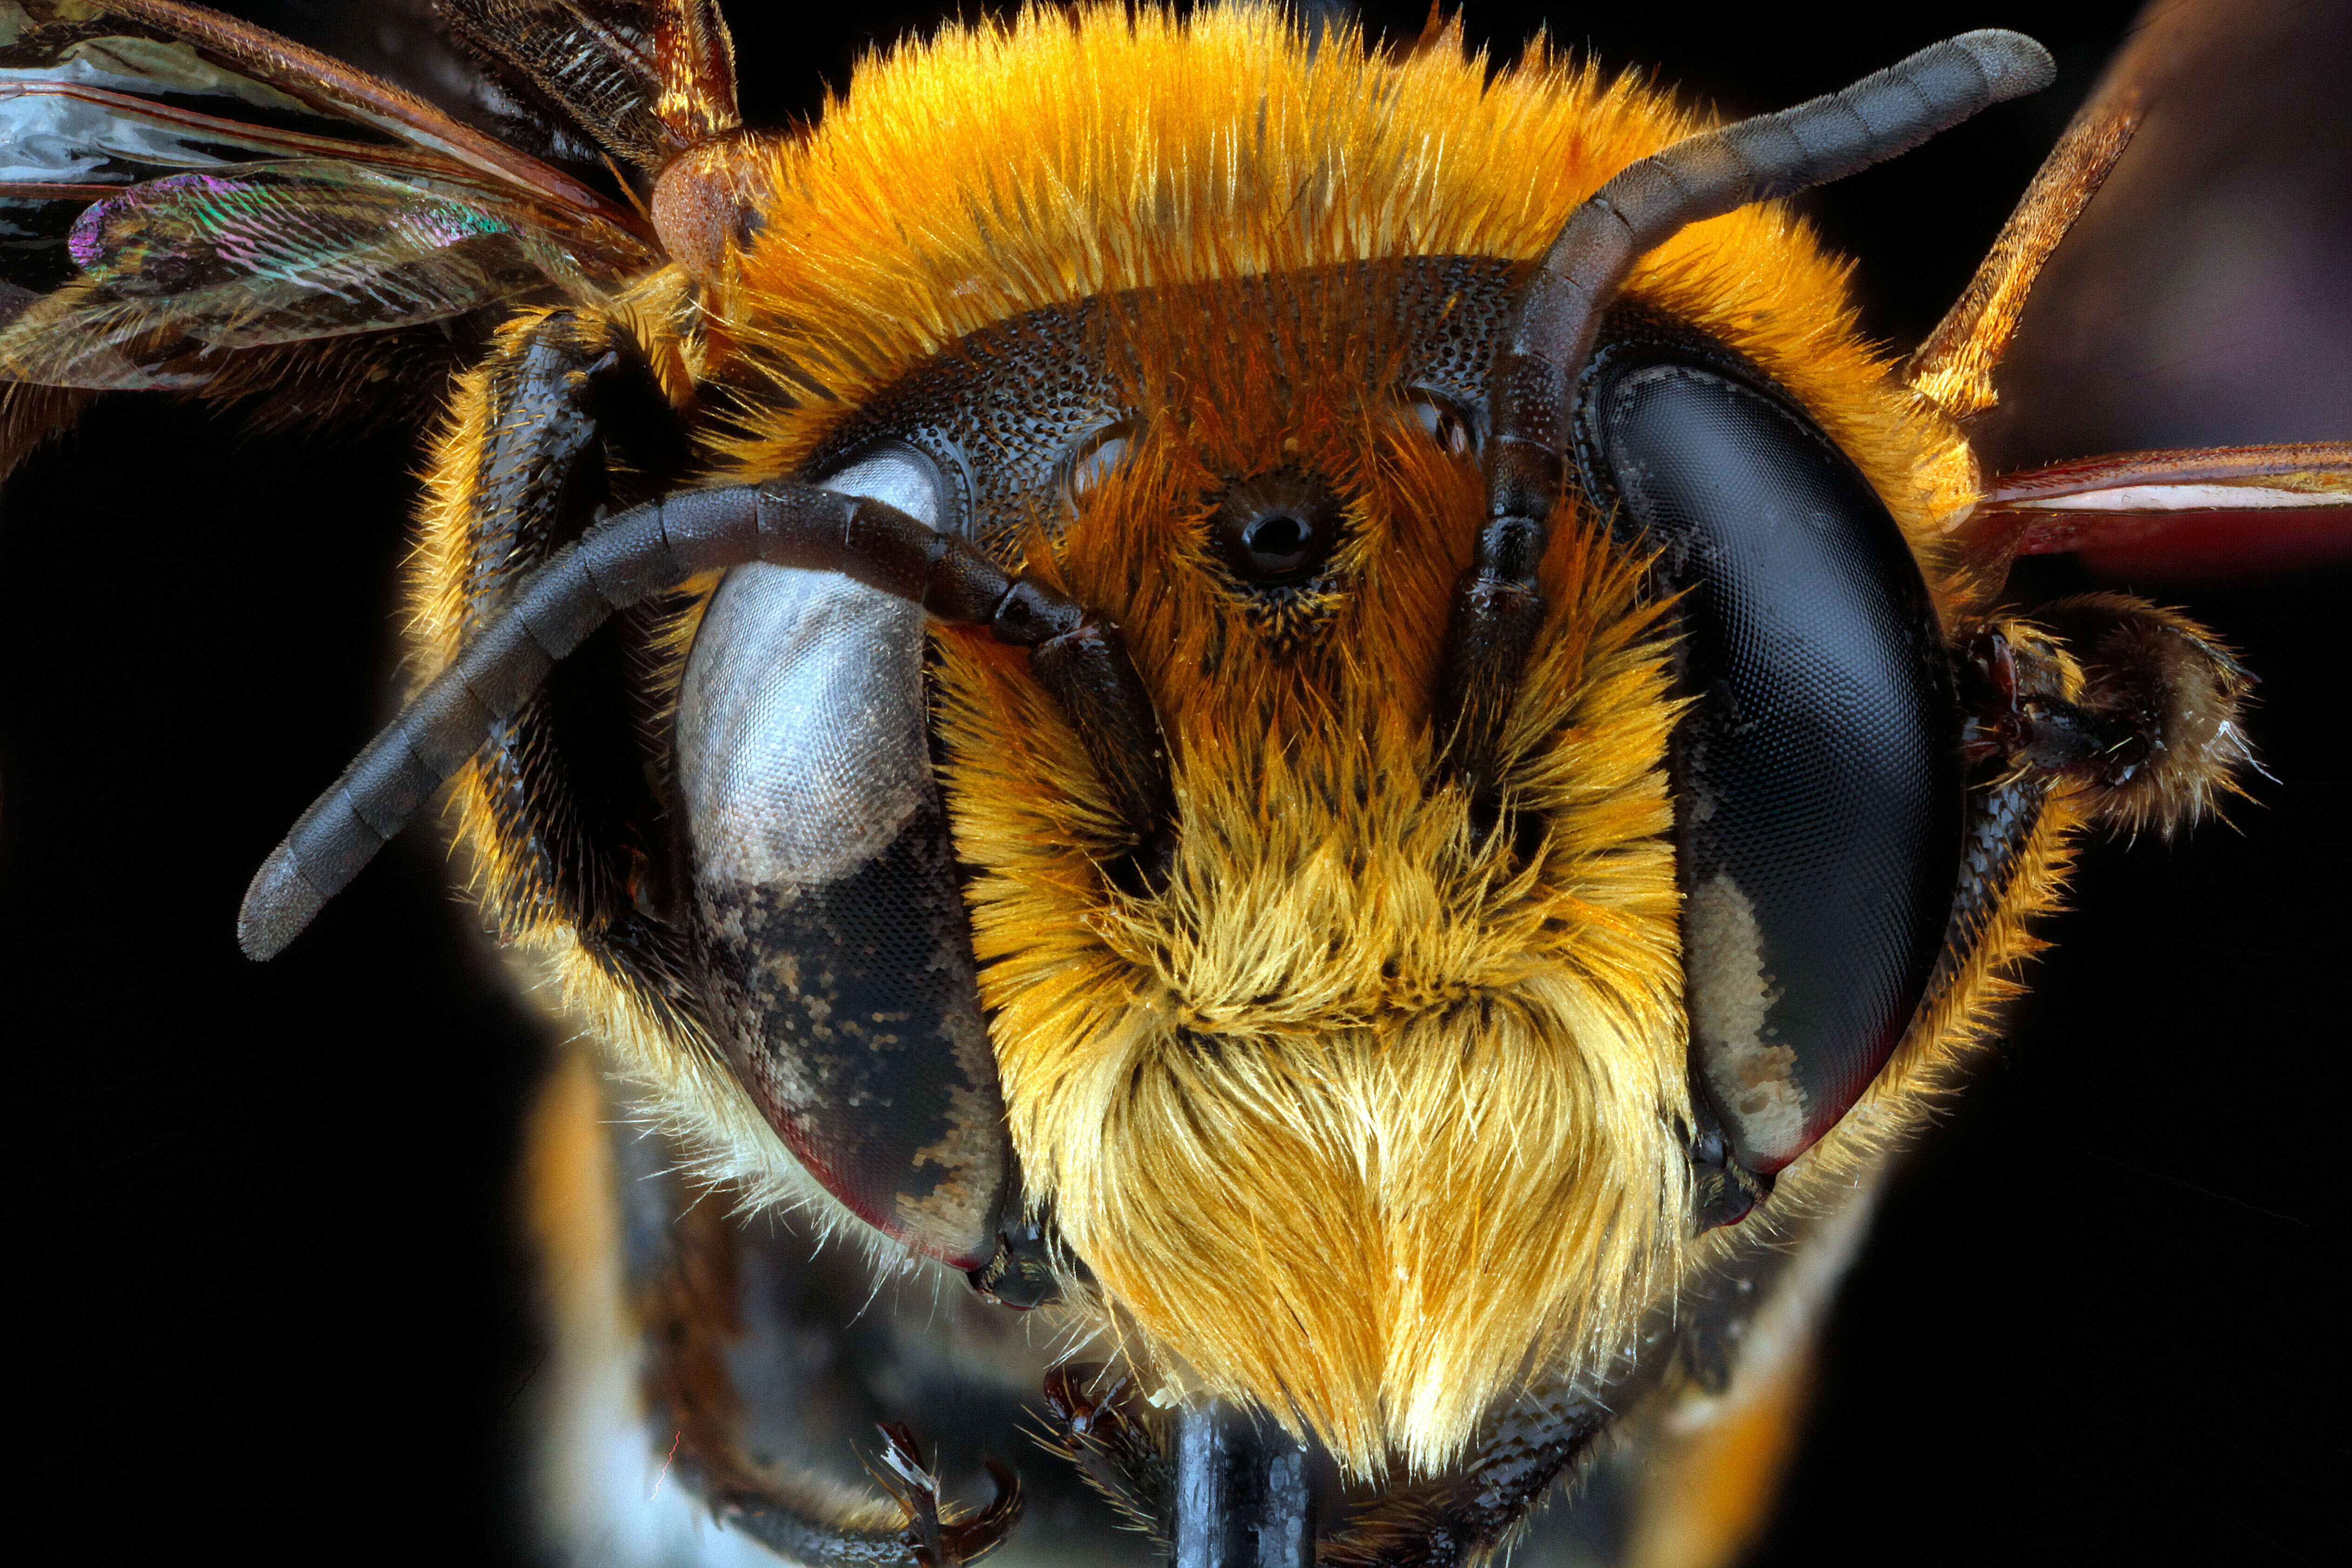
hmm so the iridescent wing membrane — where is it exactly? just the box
[0,0,663,394]
[433,0,739,166]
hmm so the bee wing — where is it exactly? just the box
[1969,443,2352,581]
[3,153,638,389]
[1921,0,2352,582]
[1,0,662,393]
[436,0,741,168]
[27,0,654,227]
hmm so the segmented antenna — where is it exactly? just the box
[1437,30,2056,806]
[239,482,1175,959]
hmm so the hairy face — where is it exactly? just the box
[930,267,1695,1473]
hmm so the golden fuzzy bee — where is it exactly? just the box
[4,1,2345,1563]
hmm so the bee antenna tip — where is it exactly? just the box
[237,845,321,961]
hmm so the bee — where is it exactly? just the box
[3,3,2344,1565]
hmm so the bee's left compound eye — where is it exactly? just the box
[672,442,1011,1269]
[1577,342,1966,1184]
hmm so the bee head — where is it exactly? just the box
[243,3,2031,1487]
[662,3,2004,1477]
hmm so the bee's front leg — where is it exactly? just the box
[633,1132,1026,1568]
[872,1426,1023,1568]
[417,302,699,945]
[1042,1363,1171,1537]
[1318,1381,1609,1568]
[1959,597,2254,839]
[1914,597,2253,1031]
[708,1439,1021,1568]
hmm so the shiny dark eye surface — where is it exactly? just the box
[1577,337,1963,1179]
[1208,466,1344,586]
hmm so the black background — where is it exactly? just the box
[4,3,2344,1564]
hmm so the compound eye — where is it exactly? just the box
[672,440,1009,1269]
[1409,390,1479,458]
[1578,352,1963,1181]
[1208,467,1344,586]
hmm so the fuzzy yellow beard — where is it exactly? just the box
[931,305,1695,1474]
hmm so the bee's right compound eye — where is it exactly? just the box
[672,441,1012,1270]
[1577,343,1965,1183]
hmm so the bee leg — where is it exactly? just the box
[1917,618,2079,1011]
[710,1435,1022,1568]
[872,1426,1025,1568]
[1320,1381,1607,1568]
[1910,599,2255,1046]
[428,304,697,939]
[1959,599,2253,839]
[1041,1363,1171,1538]
[1920,601,2249,1027]
[687,1413,1021,1567]
[623,1129,1024,1567]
